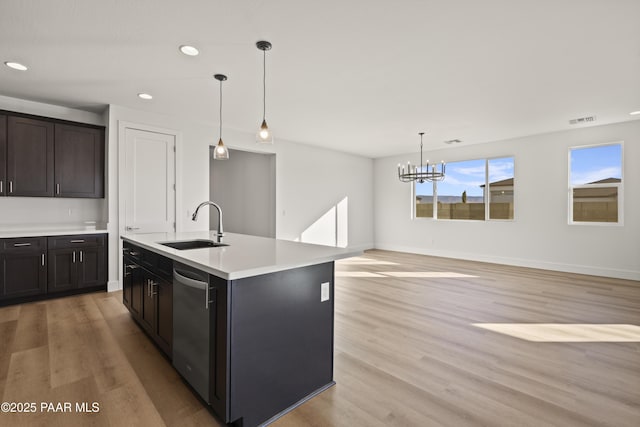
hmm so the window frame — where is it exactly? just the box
[412,155,515,222]
[568,141,624,226]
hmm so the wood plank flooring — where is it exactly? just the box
[1,249,638,426]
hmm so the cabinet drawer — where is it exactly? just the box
[48,234,105,249]
[0,237,47,252]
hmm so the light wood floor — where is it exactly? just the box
[1,250,638,426]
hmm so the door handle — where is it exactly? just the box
[70,239,85,243]
[125,226,140,231]
[150,281,158,297]
[73,251,76,263]
[0,180,3,193]
[13,243,32,247]
[56,183,60,194]
[9,181,13,194]
[42,253,45,266]
[80,250,83,263]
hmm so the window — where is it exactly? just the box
[569,143,622,224]
[488,157,514,220]
[413,156,515,221]
[415,179,434,218]
[437,159,486,220]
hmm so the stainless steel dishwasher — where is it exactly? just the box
[172,262,211,403]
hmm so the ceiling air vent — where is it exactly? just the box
[444,139,462,144]
[569,115,596,125]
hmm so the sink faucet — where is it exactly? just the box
[192,201,224,242]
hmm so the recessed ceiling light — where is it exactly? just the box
[138,93,153,100]
[4,61,28,71]
[630,110,640,116]
[179,45,199,56]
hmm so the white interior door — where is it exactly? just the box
[124,128,176,234]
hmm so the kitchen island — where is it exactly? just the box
[121,231,360,427]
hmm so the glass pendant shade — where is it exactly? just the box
[213,138,229,160]
[256,119,273,144]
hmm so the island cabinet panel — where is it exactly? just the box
[0,237,47,300]
[122,242,173,356]
[0,114,6,196]
[7,116,54,197]
[227,262,335,427]
[54,124,104,198]
[209,275,230,421]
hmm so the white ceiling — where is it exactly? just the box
[1,0,639,158]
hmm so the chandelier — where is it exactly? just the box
[397,132,445,183]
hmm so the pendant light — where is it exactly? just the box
[256,40,273,144]
[213,74,230,160]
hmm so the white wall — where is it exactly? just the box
[374,120,640,280]
[0,95,107,230]
[107,104,374,288]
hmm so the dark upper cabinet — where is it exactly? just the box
[0,237,47,300]
[7,116,54,197]
[54,124,104,198]
[0,114,6,196]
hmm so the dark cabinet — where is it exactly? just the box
[0,110,105,199]
[0,114,6,196]
[0,237,47,300]
[54,124,104,198]
[7,116,54,197]
[47,234,107,293]
[122,243,173,356]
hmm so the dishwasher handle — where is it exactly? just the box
[174,268,211,310]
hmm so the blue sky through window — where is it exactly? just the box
[570,144,622,186]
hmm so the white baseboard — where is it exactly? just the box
[372,243,640,281]
[107,280,122,292]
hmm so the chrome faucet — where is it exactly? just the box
[192,201,224,242]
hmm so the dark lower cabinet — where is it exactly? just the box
[48,234,106,293]
[0,233,107,305]
[0,237,47,300]
[123,243,173,356]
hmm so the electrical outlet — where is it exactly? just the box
[321,282,330,302]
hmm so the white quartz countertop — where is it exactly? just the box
[0,228,108,239]
[122,231,362,280]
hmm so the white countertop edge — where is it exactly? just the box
[0,229,109,238]
[121,234,362,280]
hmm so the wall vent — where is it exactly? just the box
[569,115,596,125]
[444,139,462,144]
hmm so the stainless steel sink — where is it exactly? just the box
[159,239,228,250]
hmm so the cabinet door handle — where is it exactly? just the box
[129,251,140,256]
[0,180,3,193]
[42,254,45,266]
[80,250,83,263]
[70,239,85,243]
[150,281,158,297]
[13,243,32,247]
[73,251,76,263]
[9,181,12,194]
[56,183,60,194]
[125,226,140,231]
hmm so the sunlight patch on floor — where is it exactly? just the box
[338,257,399,265]
[473,323,640,342]
[380,271,478,278]
[335,271,386,278]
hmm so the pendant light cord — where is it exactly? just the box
[219,80,223,140]
[262,49,266,121]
